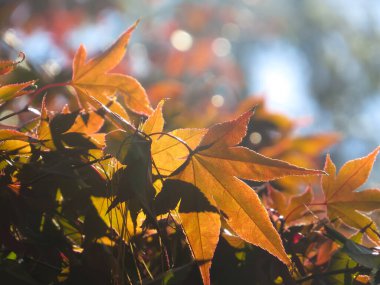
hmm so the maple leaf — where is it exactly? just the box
[261,133,341,158]
[91,195,145,241]
[36,97,55,150]
[0,53,35,105]
[70,20,153,120]
[0,52,25,76]
[264,185,314,224]
[88,102,154,240]
[0,129,31,154]
[142,100,165,134]
[65,109,104,135]
[36,97,105,151]
[321,147,380,243]
[145,106,324,285]
[0,81,36,105]
[261,133,340,193]
[102,101,164,231]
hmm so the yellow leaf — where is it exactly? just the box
[142,100,165,134]
[0,129,31,154]
[36,97,105,150]
[169,110,324,283]
[70,21,153,119]
[321,147,380,242]
[0,80,35,104]
[176,211,220,285]
[91,196,143,241]
[151,128,207,176]
[157,178,220,285]
[141,100,208,176]
[37,96,55,150]
[66,111,104,134]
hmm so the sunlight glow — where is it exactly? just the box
[249,43,316,118]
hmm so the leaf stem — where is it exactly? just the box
[31,81,70,98]
[0,105,29,121]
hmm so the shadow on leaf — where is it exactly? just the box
[155,179,218,215]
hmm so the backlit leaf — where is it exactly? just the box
[0,52,25,76]
[65,111,104,135]
[151,128,207,176]
[321,148,380,242]
[264,185,314,224]
[142,100,165,135]
[36,96,55,150]
[0,129,31,154]
[70,21,153,119]
[170,110,324,284]
[0,80,35,104]
[91,196,143,241]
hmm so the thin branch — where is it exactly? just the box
[0,105,29,121]
[30,81,70,99]
[295,266,370,284]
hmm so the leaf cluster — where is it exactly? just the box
[1,22,380,285]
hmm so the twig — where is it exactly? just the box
[295,266,370,283]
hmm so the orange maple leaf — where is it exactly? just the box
[321,147,380,243]
[0,52,25,76]
[143,104,324,285]
[70,21,153,121]
[264,185,314,224]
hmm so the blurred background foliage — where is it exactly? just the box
[1,0,380,184]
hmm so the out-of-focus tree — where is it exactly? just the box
[1,0,380,175]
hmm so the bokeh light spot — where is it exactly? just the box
[249,132,262,145]
[212,37,231,57]
[42,59,61,76]
[170,30,193,52]
[3,29,22,48]
[211,94,225,108]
